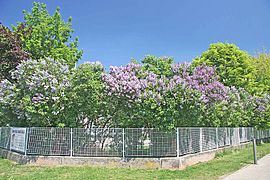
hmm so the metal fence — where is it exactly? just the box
[0,127,10,149]
[0,127,269,158]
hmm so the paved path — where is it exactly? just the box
[222,154,270,180]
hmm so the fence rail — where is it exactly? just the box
[0,127,269,158]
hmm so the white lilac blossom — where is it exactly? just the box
[0,58,71,126]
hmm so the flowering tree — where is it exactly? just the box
[103,58,233,128]
[249,95,270,129]
[102,63,144,127]
[102,55,270,129]
[0,58,70,127]
[0,54,268,129]
[165,63,232,127]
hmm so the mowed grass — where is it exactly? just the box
[0,143,270,180]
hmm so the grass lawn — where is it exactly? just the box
[0,143,269,180]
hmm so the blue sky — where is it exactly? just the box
[1,0,270,67]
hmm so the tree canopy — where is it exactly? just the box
[64,62,107,128]
[251,52,270,95]
[13,2,83,68]
[0,24,29,81]
[192,43,255,94]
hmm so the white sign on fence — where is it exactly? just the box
[10,128,26,153]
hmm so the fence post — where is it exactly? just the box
[70,128,73,157]
[252,127,257,164]
[9,127,12,151]
[252,138,257,164]
[228,128,231,146]
[176,128,180,157]
[122,128,125,159]
[238,127,241,144]
[199,128,203,153]
[24,128,29,156]
[216,128,219,149]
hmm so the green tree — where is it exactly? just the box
[65,62,109,128]
[192,43,255,93]
[141,55,175,77]
[13,2,83,68]
[0,24,29,81]
[251,52,270,95]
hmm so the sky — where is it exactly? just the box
[1,0,270,67]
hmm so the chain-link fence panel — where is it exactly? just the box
[229,128,240,146]
[0,126,269,158]
[217,128,230,148]
[27,127,71,156]
[202,128,217,151]
[239,127,252,143]
[256,130,262,139]
[178,128,200,155]
[0,127,11,149]
[125,128,177,157]
[256,129,270,139]
[72,128,123,157]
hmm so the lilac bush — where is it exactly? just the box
[172,64,229,104]
[0,56,268,128]
[249,94,270,128]
[102,61,230,128]
[0,58,70,126]
[102,58,269,129]
[102,63,143,101]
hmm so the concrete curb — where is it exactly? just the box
[0,143,251,170]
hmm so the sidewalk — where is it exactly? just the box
[222,154,270,180]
